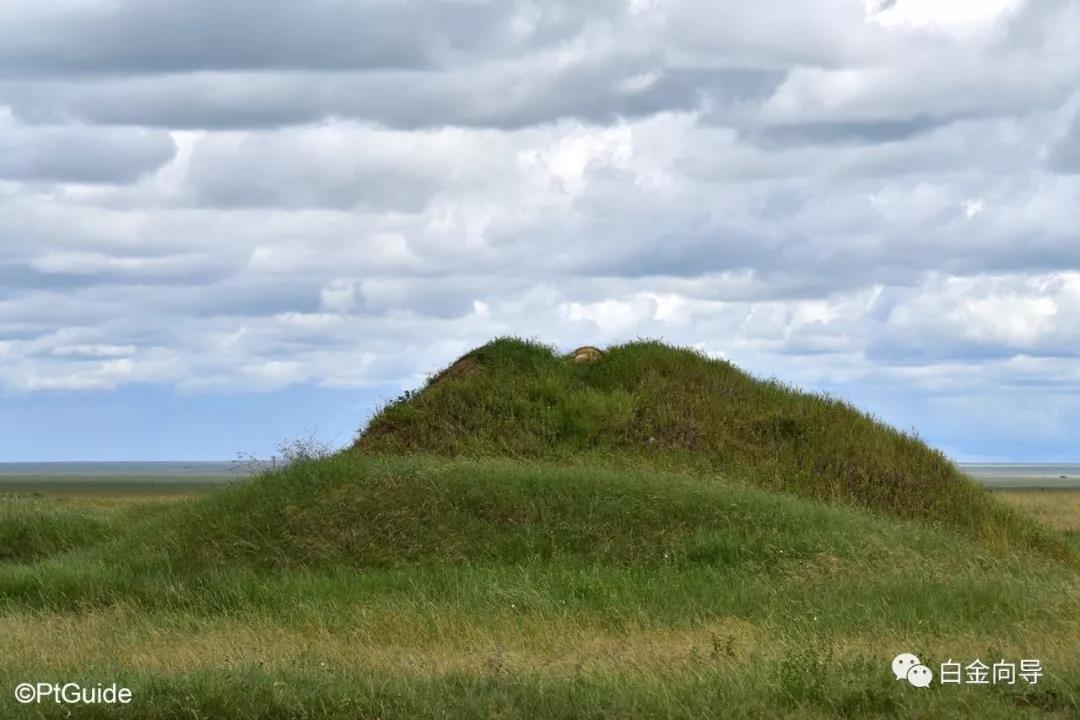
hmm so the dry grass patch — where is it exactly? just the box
[996,490,1080,533]
[0,607,766,678]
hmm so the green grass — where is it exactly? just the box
[2,662,1077,720]
[0,493,186,563]
[2,339,1078,718]
[0,478,230,496]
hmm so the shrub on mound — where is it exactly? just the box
[355,338,1063,556]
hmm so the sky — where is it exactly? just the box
[1,0,1079,462]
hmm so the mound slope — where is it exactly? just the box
[356,338,1062,555]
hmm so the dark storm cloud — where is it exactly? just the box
[0,125,175,183]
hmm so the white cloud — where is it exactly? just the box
[29,251,212,276]
[867,0,1023,34]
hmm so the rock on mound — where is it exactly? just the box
[353,338,1061,555]
[569,345,604,364]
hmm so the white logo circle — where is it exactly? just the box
[891,653,920,680]
[14,683,36,704]
[907,664,934,688]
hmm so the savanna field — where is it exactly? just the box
[1,340,1078,719]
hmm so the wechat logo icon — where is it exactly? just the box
[892,653,933,688]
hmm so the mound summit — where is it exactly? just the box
[355,338,1059,555]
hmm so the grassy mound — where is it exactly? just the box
[122,454,987,572]
[355,338,1061,555]
[0,455,1070,632]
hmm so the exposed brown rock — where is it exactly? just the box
[570,345,604,364]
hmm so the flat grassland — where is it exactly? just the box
[996,490,1080,539]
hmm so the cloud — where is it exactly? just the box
[0,113,175,183]
[0,1,1068,137]
[740,117,944,147]
[0,62,785,132]
[1049,109,1080,173]
[184,124,513,210]
[869,273,1080,362]
[0,0,623,75]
